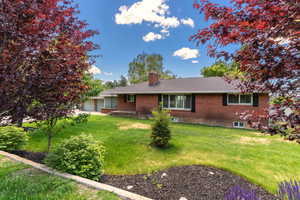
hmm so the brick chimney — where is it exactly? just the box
[148,72,160,86]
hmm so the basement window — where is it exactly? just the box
[233,121,245,128]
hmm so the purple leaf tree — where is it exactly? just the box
[192,0,300,139]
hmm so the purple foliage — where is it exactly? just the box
[278,180,300,200]
[224,185,260,200]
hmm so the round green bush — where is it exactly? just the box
[151,108,172,148]
[0,126,29,151]
[45,134,105,181]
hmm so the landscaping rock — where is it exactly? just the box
[161,173,167,178]
[179,197,187,200]
[127,185,133,190]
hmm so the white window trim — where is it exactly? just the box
[233,121,245,128]
[227,94,253,106]
[127,95,136,103]
[162,94,192,111]
[103,97,117,109]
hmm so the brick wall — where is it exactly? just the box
[116,95,136,111]
[101,108,116,114]
[136,94,159,114]
[93,100,97,111]
[170,94,269,128]
[115,93,269,128]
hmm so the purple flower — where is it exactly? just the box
[224,185,260,200]
[278,180,300,200]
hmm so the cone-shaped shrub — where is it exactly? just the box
[151,108,171,148]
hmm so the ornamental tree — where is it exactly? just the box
[0,0,98,150]
[192,0,300,138]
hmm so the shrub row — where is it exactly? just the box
[0,123,105,181]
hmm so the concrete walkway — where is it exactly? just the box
[74,110,107,116]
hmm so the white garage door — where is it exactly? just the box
[83,100,95,111]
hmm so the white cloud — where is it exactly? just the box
[115,0,193,41]
[159,16,180,28]
[192,60,199,64]
[103,72,113,76]
[181,18,195,28]
[143,32,163,42]
[88,65,112,76]
[173,48,200,60]
[115,0,179,28]
[88,65,102,75]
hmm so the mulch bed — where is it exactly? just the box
[9,150,46,164]
[101,165,277,200]
[10,151,276,200]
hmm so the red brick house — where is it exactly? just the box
[86,73,269,128]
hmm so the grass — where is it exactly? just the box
[24,115,300,193]
[0,155,119,200]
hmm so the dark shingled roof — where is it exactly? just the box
[102,77,244,95]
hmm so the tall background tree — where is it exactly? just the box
[201,61,241,77]
[118,75,128,87]
[104,75,128,89]
[0,0,98,150]
[83,73,105,99]
[128,53,176,84]
[192,0,300,138]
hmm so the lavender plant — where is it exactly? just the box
[224,185,260,200]
[278,180,300,200]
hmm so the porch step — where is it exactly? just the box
[110,110,137,118]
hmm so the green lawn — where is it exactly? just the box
[25,115,300,193]
[0,155,119,200]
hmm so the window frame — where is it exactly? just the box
[103,97,117,109]
[227,94,253,106]
[233,121,245,128]
[127,95,136,103]
[161,94,192,111]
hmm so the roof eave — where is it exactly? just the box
[102,90,269,95]
[90,94,117,99]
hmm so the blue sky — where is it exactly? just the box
[76,0,233,81]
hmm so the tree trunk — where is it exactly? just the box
[46,118,58,153]
[47,131,52,153]
[16,118,23,127]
